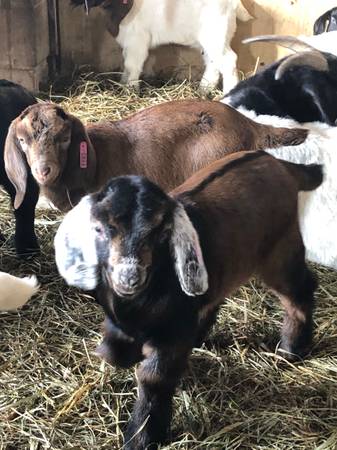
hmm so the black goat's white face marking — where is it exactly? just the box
[54,195,98,290]
[171,204,208,296]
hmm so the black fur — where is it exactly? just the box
[226,54,337,125]
[0,80,39,257]
[91,176,203,449]
[314,7,337,34]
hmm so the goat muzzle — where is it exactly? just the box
[32,162,59,186]
[107,262,148,298]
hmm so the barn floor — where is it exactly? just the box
[1,78,337,450]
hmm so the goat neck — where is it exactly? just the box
[43,124,97,211]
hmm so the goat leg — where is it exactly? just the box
[260,228,317,362]
[124,344,191,450]
[95,316,143,368]
[278,265,317,361]
[8,173,39,257]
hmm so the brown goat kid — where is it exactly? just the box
[54,151,322,450]
[4,100,308,211]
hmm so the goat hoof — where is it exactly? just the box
[277,341,311,362]
[15,242,40,258]
[199,84,216,97]
[17,248,40,259]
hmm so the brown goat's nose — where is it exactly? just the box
[40,166,51,178]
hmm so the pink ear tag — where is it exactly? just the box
[80,141,88,169]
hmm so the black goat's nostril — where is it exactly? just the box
[118,268,141,288]
[41,166,51,177]
[128,277,138,287]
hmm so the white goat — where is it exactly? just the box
[72,0,252,93]
[0,272,39,311]
[299,30,337,56]
[236,107,337,270]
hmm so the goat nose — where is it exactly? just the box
[40,166,51,178]
[119,268,140,287]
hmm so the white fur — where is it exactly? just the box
[54,195,98,290]
[171,204,208,296]
[0,272,39,311]
[115,0,252,93]
[233,107,337,270]
[299,31,337,56]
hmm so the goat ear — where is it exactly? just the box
[54,195,99,291]
[106,0,134,37]
[4,119,28,209]
[170,204,208,297]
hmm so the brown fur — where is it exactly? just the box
[4,100,308,211]
[171,152,319,318]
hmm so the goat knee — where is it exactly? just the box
[279,267,317,361]
[200,53,221,92]
[96,318,143,368]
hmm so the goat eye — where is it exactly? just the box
[95,225,103,234]
[18,137,25,146]
[108,224,118,236]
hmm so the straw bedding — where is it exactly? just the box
[0,77,336,450]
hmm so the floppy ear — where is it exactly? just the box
[4,119,28,209]
[54,195,99,291]
[170,204,208,297]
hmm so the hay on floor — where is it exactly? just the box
[0,78,337,450]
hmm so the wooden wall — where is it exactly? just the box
[0,0,49,91]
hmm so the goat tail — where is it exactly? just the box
[236,1,253,21]
[280,161,323,192]
[0,273,39,311]
[259,126,308,150]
